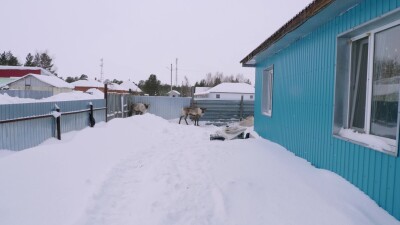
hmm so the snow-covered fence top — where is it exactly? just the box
[0,99,106,151]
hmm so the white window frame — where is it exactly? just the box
[262,66,274,117]
[334,11,400,156]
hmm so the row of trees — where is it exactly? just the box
[137,74,191,97]
[137,72,251,97]
[0,50,56,75]
[194,72,251,87]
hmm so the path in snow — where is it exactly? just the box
[77,119,225,225]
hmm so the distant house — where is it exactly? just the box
[0,66,53,87]
[194,83,254,100]
[0,66,52,78]
[167,90,180,97]
[241,0,400,220]
[72,79,105,93]
[4,74,73,95]
[120,80,142,94]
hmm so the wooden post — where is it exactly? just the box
[104,84,108,122]
[89,102,95,127]
[55,105,61,140]
[240,95,244,121]
[191,86,195,107]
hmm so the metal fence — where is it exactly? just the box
[128,96,191,120]
[194,99,254,126]
[0,99,106,151]
[0,90,53,99]
[106,94,192,121]
[106,93,254,125]
[106,93,130,121]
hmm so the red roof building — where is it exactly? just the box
[0,66,52,78]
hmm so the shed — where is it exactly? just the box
[4,74,73,95]
[120,80,143,94]
[167,90,180,97]
[241,0,400,220]
[194,83,254,100]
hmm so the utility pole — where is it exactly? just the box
[176,58,178,87]
[100,58,104,82]
[170,63,173,92]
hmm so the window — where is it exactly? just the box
[216,94,220,99]
[262,66,273,116]
[334,13,400,155]
[250,95,254,100]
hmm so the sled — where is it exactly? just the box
[210,125,249,141]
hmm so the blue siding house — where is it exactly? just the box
[242,0,400,220]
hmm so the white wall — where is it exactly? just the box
[209,92,254,100]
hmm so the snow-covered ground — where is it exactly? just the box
[0,114,398,225]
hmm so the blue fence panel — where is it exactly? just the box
[194,99,254,125]
[0,90,53,99]
[129,96,192,120]
[0,99,106,151]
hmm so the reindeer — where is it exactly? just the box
[130,103,149,115]
[179,107,206,126]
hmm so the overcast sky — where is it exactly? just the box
[2,0,313,85]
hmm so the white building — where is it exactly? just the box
[194,83,254,100]
[168,90,180,97]
[120,80,142,94]
[72,79,105,92]
[4,74,73,95]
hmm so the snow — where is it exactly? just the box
[29,74,74,88]
[108,83,127,91]
[85,88,104,96]
[1,74,74,89]
[338,128,393,152]
[120,80,142,92]
[0,90,103,104]
[0,115,398,224]
[72,79,104,88]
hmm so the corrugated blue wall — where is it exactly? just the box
[254,0,400,220]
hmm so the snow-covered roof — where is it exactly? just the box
[194,83,254,95]
[72,79,104,88]
[168,90,180,95]
[6,74,73,88]
[194,87,211,94]
[0,66,52,76]
[121,80,142,92]
[0,78,16,87]
[108,83,127,91]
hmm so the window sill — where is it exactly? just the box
[262,112,272,117]
[333,128,398,157]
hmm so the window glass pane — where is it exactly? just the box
[370,25,400,139]
[350,37,369,131]
[262,68,273,115]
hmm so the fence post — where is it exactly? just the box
[89,102,95,127]
[240,95,244,121]
[104,84,108,122]
[121,94,124,118]
[54,104,61,140]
